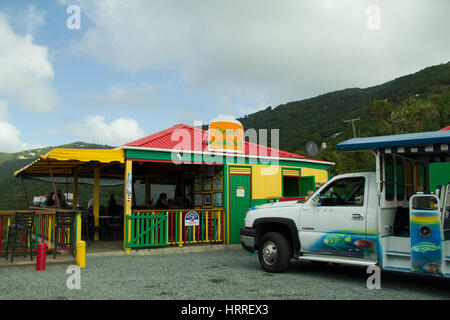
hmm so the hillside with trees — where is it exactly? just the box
[239,62,450,175]
[0,62,448,209]
[0,142,121,210]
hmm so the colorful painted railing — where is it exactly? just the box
[125,209,226,248]
[0,210,81,255]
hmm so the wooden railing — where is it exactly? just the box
[0,210,81,255]
[125,209,226,248]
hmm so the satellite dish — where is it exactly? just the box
[306,141,319,157]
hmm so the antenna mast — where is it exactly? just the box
[343,117,360,138]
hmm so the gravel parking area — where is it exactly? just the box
[1,246,450,300]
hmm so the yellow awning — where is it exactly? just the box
[14,148,124,177]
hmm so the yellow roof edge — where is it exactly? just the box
[14,148,124,177]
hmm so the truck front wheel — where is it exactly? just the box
[258,232,291,273]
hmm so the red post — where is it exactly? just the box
[41,216,45,243]
[36,242,47,271]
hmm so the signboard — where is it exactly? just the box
[126,172,132,202]
[208,115,244,153]
[236,187,245,198]
[185,211,200,226]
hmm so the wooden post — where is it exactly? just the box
[145,177,151,205]
[20,176,30,209]
[124,160,133,253]
[73,173,78,210]
[76,211,81,248]
[93,168,100,240]
[48,161,60,209]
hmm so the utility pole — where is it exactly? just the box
[343,117,360,138]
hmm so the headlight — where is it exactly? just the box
[245,207,257,221]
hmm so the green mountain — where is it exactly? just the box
[0,62,449,210]
[239,62,450,174]
[0,142,120,210]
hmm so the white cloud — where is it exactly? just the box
[84,83,163,109]
[68,115,145,146]
[22,5,46,34]
[0,121,28,152]
[45,128,60,135]
[5,4,46,35]
[0,100,29,152]
[0,99,10,122]
[0,13,58,113]
[69,0,450,109]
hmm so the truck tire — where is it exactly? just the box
[258,232,291,273]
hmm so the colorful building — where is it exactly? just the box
[13,123,334,252]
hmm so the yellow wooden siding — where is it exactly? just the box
[252,165,282,199]
[229,166,251,175]
[283,169,300,176]
[235,164,329,199]
[301,167,328,183]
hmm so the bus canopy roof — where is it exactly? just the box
[337,130,450,152]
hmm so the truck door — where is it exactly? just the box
[410,194,443,275]
[299,175,374,259]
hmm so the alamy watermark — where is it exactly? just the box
[366,264,381,289]
[169,121,281,176]
[366,5,381,30]
[66,5,81,30]
[66,265,81,290]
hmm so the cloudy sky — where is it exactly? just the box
[0,0,448,152]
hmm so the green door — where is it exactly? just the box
[299,176,315,196]
[229,166,251,244]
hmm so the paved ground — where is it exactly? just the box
[1,246,450,300]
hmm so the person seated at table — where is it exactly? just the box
[43,192,55,207]
[155,193,168,210]
[184,196,192,209]
[56,192,69,209]
[52,189,66,201]
[108,193,118,216]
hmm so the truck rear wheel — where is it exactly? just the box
[258,232,291,273]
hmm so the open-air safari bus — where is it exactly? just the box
[337,129,450,277]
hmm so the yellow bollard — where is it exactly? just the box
[76,240,86,268]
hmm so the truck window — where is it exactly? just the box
[405,160,413,200]
[320,177,365,207]
[412,195,437,210]
[396,157,404,201]
[414,163,426,192]
[405,160,414,200]
[385,155,395,201]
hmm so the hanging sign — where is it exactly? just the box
[185,211,200,226]
[126,172,132,202]
[208,115,244,153]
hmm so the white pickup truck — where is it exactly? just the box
[240,130,450,277]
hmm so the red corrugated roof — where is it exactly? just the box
[124,124,316,160]
[439,126,450,131]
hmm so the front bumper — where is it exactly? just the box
[240,227,256,252]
